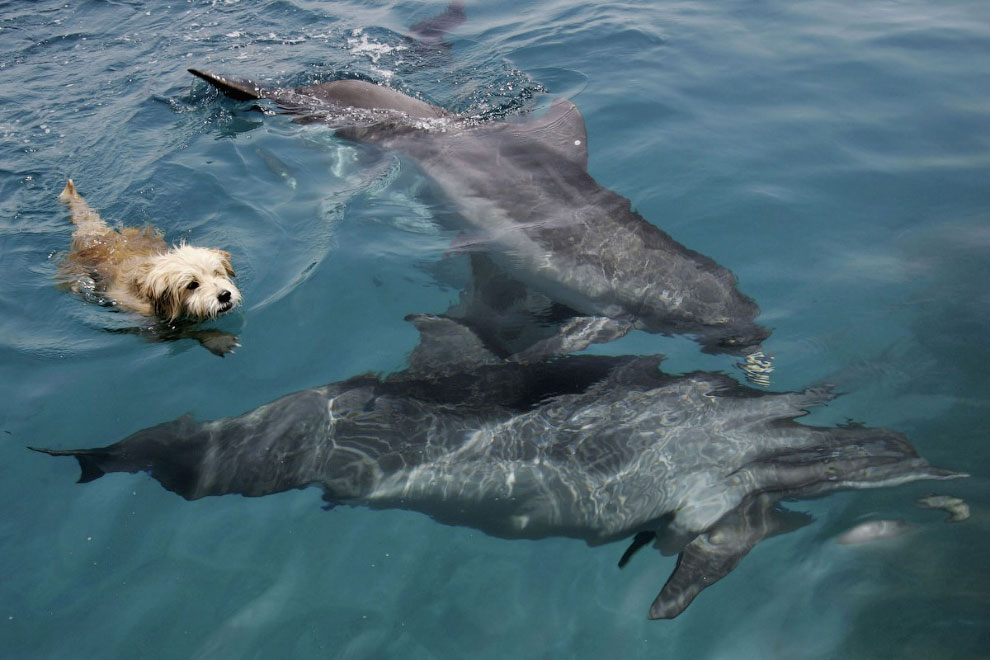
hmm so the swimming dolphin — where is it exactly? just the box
[187,68,770,356]
[31,316,963,618]
[407,0,466,48]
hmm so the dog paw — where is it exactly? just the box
[196,330,240,357]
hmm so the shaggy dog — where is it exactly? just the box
[58,179,242,354]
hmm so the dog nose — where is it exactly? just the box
[217,290,231,304]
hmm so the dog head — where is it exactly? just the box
[134,244,241,322]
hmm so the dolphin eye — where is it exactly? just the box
[187,280,200,291]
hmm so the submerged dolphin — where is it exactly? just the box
[32,316,963,618]
[188,68,769,355]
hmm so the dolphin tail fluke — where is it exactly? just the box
[189,69,266,101]
[29,446,110,483]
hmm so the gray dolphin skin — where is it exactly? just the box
[187,68,769,355]
[407,0,466,47]
[32,317,964,619]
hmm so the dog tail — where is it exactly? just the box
[58,179,77,204]
[29,446,109,484]
[57,179,104,227]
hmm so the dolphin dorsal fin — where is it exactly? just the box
[512,98,589,169]
[404,314,500,377]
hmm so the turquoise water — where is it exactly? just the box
[2,0,989,657]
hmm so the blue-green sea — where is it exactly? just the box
[2,1,988,657]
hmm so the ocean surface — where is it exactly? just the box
[2,1,989,657]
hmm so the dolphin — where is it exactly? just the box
[407,0,466,48]
[31,316,963,619]
[187,68,770,356]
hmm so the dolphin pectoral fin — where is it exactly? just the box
[618,531,655,568]
[647,496,810,619]
[512,98,589,169]
[648,540,711,620]
[29,446,110,484]
[765,507,815,537]
[189,69,267,101]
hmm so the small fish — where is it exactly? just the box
[836,519,915,545]
[917,493,970,523]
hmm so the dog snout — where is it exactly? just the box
[217,290,232,304]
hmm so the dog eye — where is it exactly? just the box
[186,281,199,291]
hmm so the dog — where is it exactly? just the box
[58,179,242,354]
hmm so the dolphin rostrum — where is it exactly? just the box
[31,316,963,619]
[187,68,770,356]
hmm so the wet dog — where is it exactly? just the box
[58,179,242,354]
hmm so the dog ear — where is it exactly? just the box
[134,261,183,322]
[218,250,236,278]
[131,262,157,311]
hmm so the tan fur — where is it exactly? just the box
[58,179,241,322]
